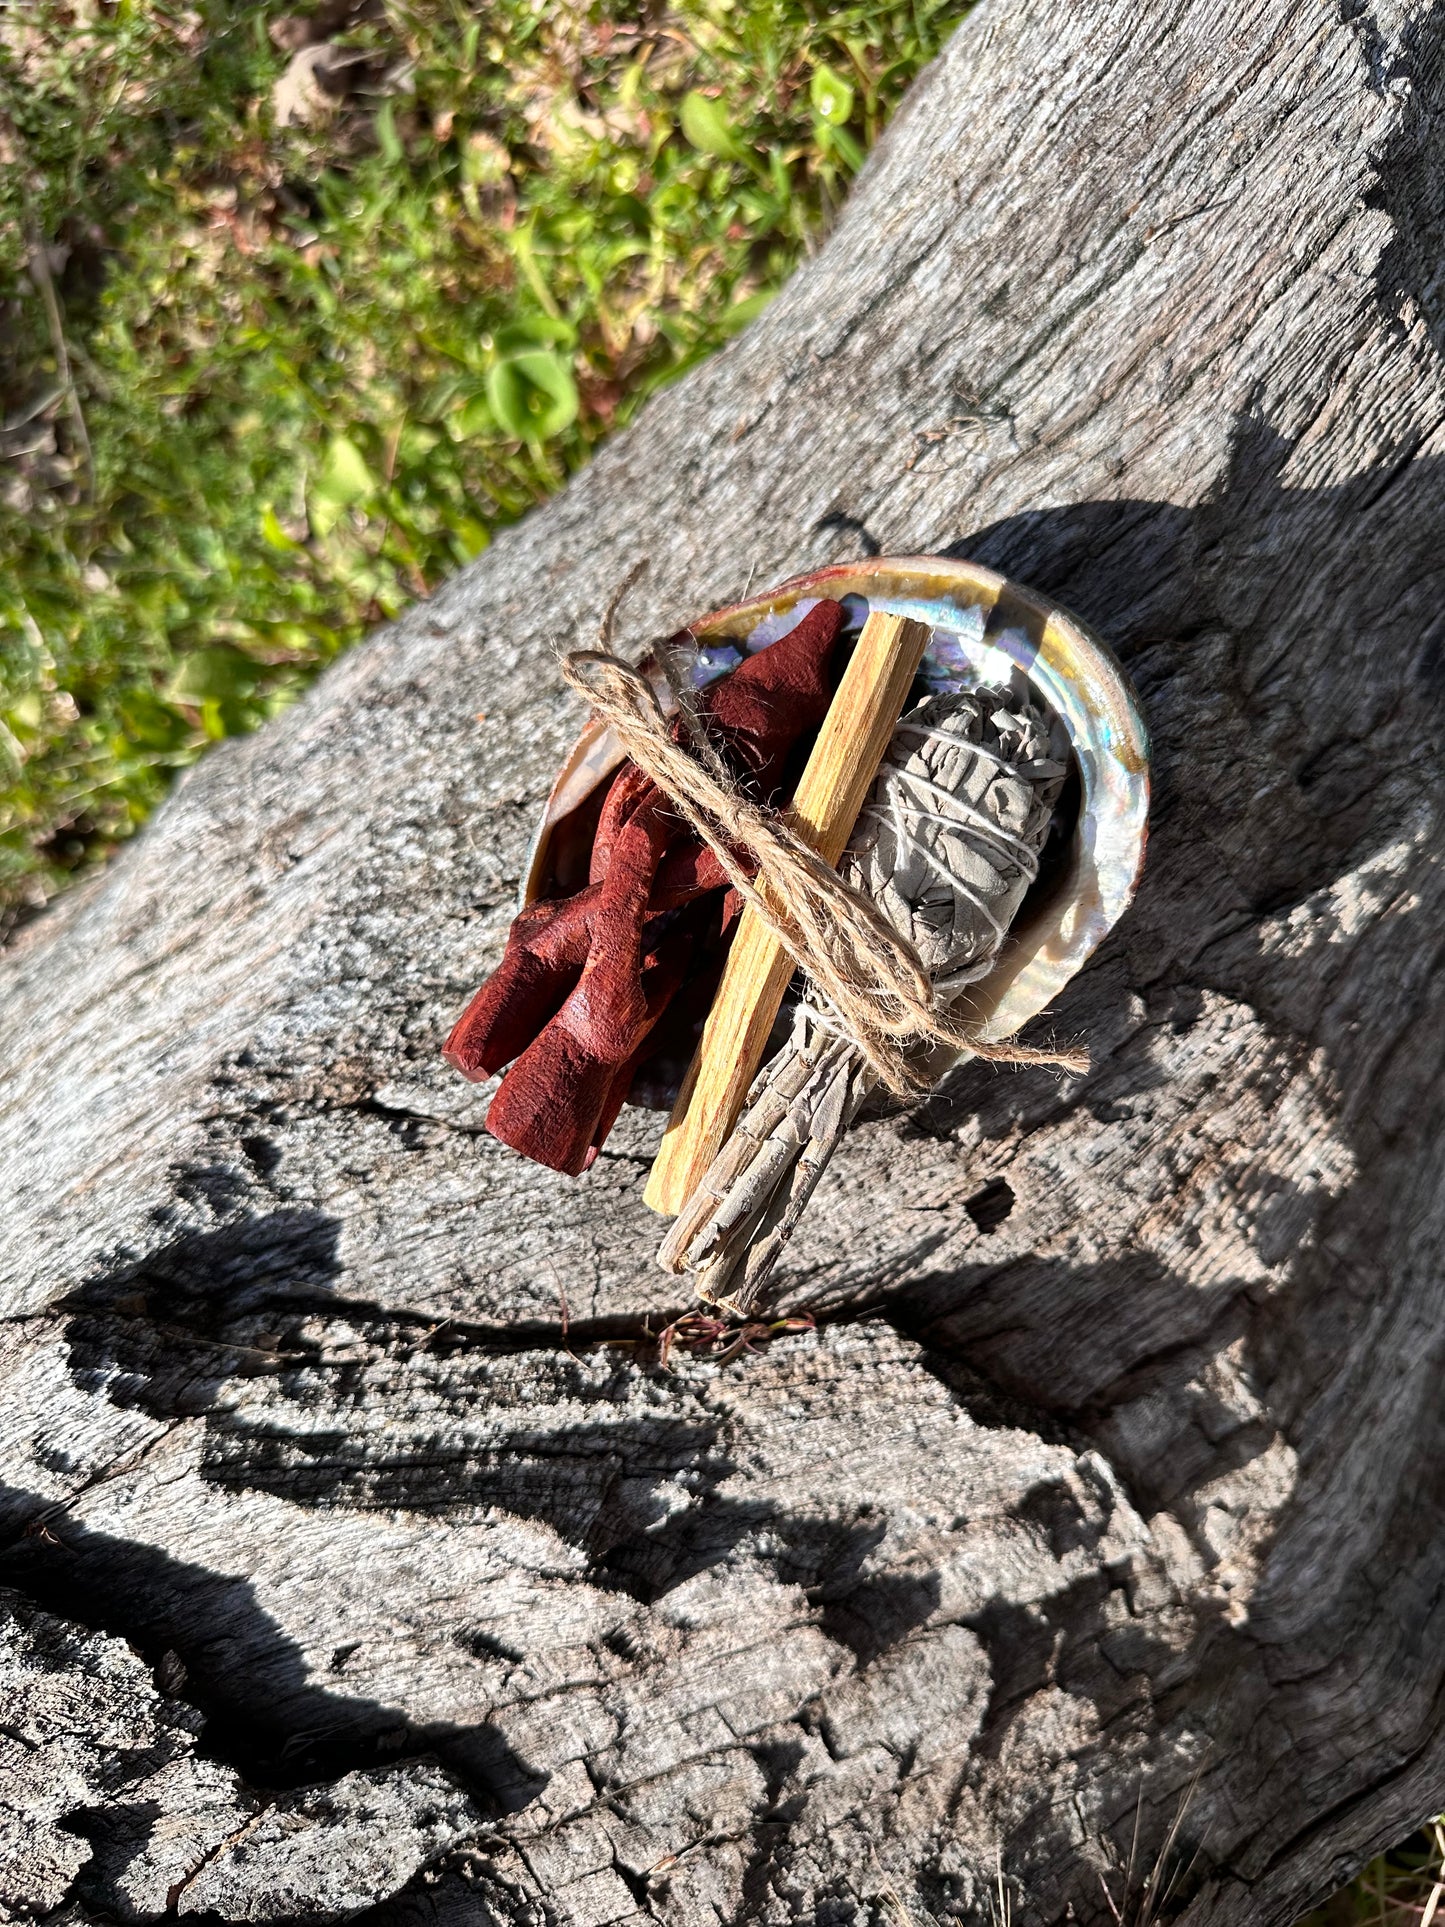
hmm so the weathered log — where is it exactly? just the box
[3,0,1445,1918]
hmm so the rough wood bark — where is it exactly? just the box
[3,0,1444,1920]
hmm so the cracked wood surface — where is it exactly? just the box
[3,0,1445,1920]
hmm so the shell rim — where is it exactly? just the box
[523,555,1150,1057]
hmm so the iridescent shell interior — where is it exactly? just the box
[524,556,1149,1063]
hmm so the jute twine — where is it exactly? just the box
[558,571,1087,1095]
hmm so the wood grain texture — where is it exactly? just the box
[3,0,1445,1921]
[645,611,932,1214]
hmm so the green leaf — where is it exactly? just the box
[259,505,304,554]
[493,315,576,354]
[613,193,651,235]
[486,351,579,443]
[0,719,24,779]
[254,623,315,654]
[165,646,258,705]
[461,130,509,186]
[309,435,375,536]
[397,424,440,463]
[116,688,187,750]
[316,435,375,503]
[199,697,233,741]
[507,222,562,318]
[679,91,746,162]
[720,287,778,335]
[825,124,865,171]
[453,392,494,440]
[810,63,855,127]
[374,100,404,166]
[448,515,490,559]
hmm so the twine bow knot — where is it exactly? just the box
[560,644,1087,1093]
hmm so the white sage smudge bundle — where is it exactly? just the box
[657,685,1069,1310]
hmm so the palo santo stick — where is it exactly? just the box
[644,609,933,1216]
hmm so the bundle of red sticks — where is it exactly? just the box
[444,600,846,1175]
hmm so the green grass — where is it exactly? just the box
[0,0,967,919]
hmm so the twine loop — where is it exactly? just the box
[559,639,1087,1094]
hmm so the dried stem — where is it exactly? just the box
[25,225,94,502]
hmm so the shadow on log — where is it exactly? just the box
[3,0,1445,1920]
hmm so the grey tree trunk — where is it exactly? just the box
[3,0,1444,1920]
